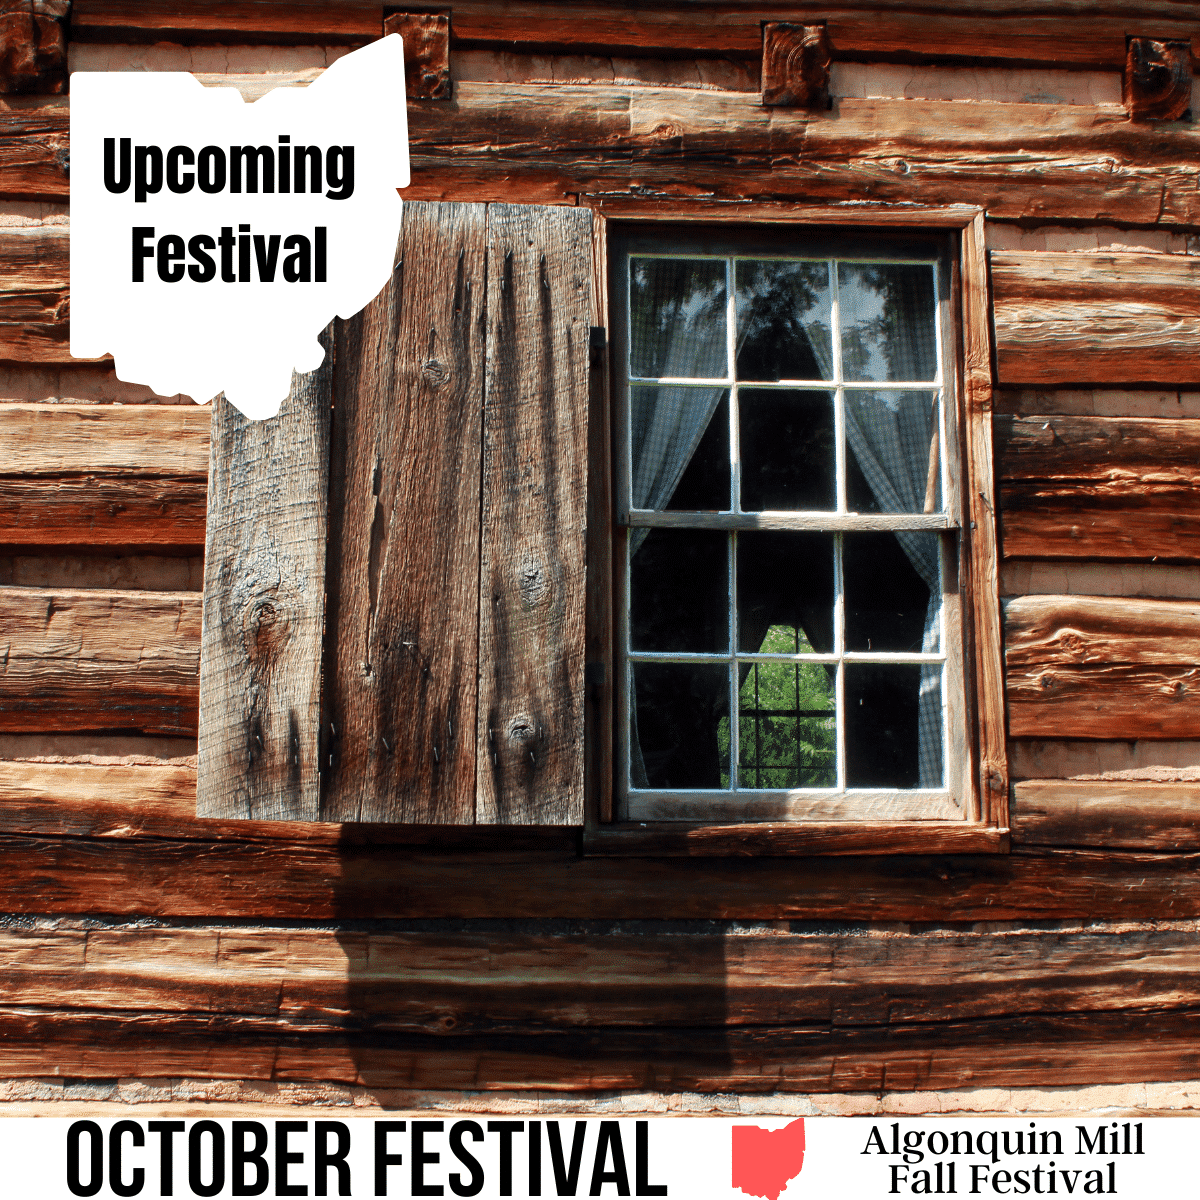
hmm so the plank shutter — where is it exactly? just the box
[198,201,591,824]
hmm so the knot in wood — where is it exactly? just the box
[652,122,681,142]
[505,714,537,746]
[1038,672,1056,690]
[422,358,449,385]
[517,557,548,608]
[243,593,292,661]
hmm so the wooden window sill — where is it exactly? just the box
[583,821,1009,857]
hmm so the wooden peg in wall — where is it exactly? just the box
[0,0,69,95]
[762,22,832,109]
[1124,37,1192,121]
[384,10,451,101]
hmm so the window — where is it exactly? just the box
[196,201,1004,849]
[606,222,993,838]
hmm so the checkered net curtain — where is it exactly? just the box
[628,261,727,553]
[839,264,943,789]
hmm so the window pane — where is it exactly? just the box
[630,387,730,512]
[735,260,833,381]
[845,390,941,513]
[737,531,834,654]
[631,528,729,653]
[632,663,730,788]
[844,532,939,654]
[629,258,727,379]
[737,631,836,789]
[740,389,835,512]
[838,262,937,383]
[845,664,943,789]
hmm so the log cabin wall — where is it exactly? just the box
[3,0,1200,1111]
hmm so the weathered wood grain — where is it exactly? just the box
[0,400,209,544]
[762,23,830,109]
[0,760,578,847]
[411,87,1200,225]
[0,225,74,360]
[68,0,383,44]
[1006,594,1200,739]
[4,923,1200,1032]
[0,402,209,475]
[14,90,1200,222]
[446,4,1181,70]
[0,587,199,735]
[1125,38,1192,122]
[0,477,207,545]
[1013,780,1200,849]
[961,213,1007,819]
[476,203,591,825]
[323,202,486,824]
[4,832,1200,921]
[992,252,1200,386]
[0,0,68,95]
[994,390,1200,419]
[997,414,1200,560]
[196,351,331,821]
[7,1008,1200,1093]
[0,103,68,199]
[384,11,450,100]
[1006,594,1200,668]
[586,822,1006,857]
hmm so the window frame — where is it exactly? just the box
[583,205,1007,858]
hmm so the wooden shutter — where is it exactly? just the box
[197,201,592,824]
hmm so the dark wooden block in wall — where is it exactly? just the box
[384,11,451,100]
[762,22,831,109]
[1124,37,1192,121]
[0,0,69,94]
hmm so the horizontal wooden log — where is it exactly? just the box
[12,91,1200,223]
[997,414,1200,560]
[445,5,1194,70]
[68,0,383,44]
[4,1008,1200,1092]
[0,404,210,543]
[1009,664,1200,740]
[0,760,579,847]
[0,225,72,359]
[1005,594,1200,668]
[0,101,68,199]
[0,587,199,735]
[0,403,210,474]
[1013,780,1200,849]
[992,252,1200,386]
[2,922,1199,1033]
[0,477,208,544]
[585,822,1005,857]
[1006,594,1200,738]
[0,832,1199,920]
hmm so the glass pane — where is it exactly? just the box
[632,663,730,789]
[838,262,937,383]
[844,532,939,653]
[630,387,729,512]
[845,664,943,789]
[737,631,836,789]
[629,258,727,379]
[631,529,728,654]
[740,389,834,512]
[735,260,833,381]
[845,390,941,513]
[737,531,834,654]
